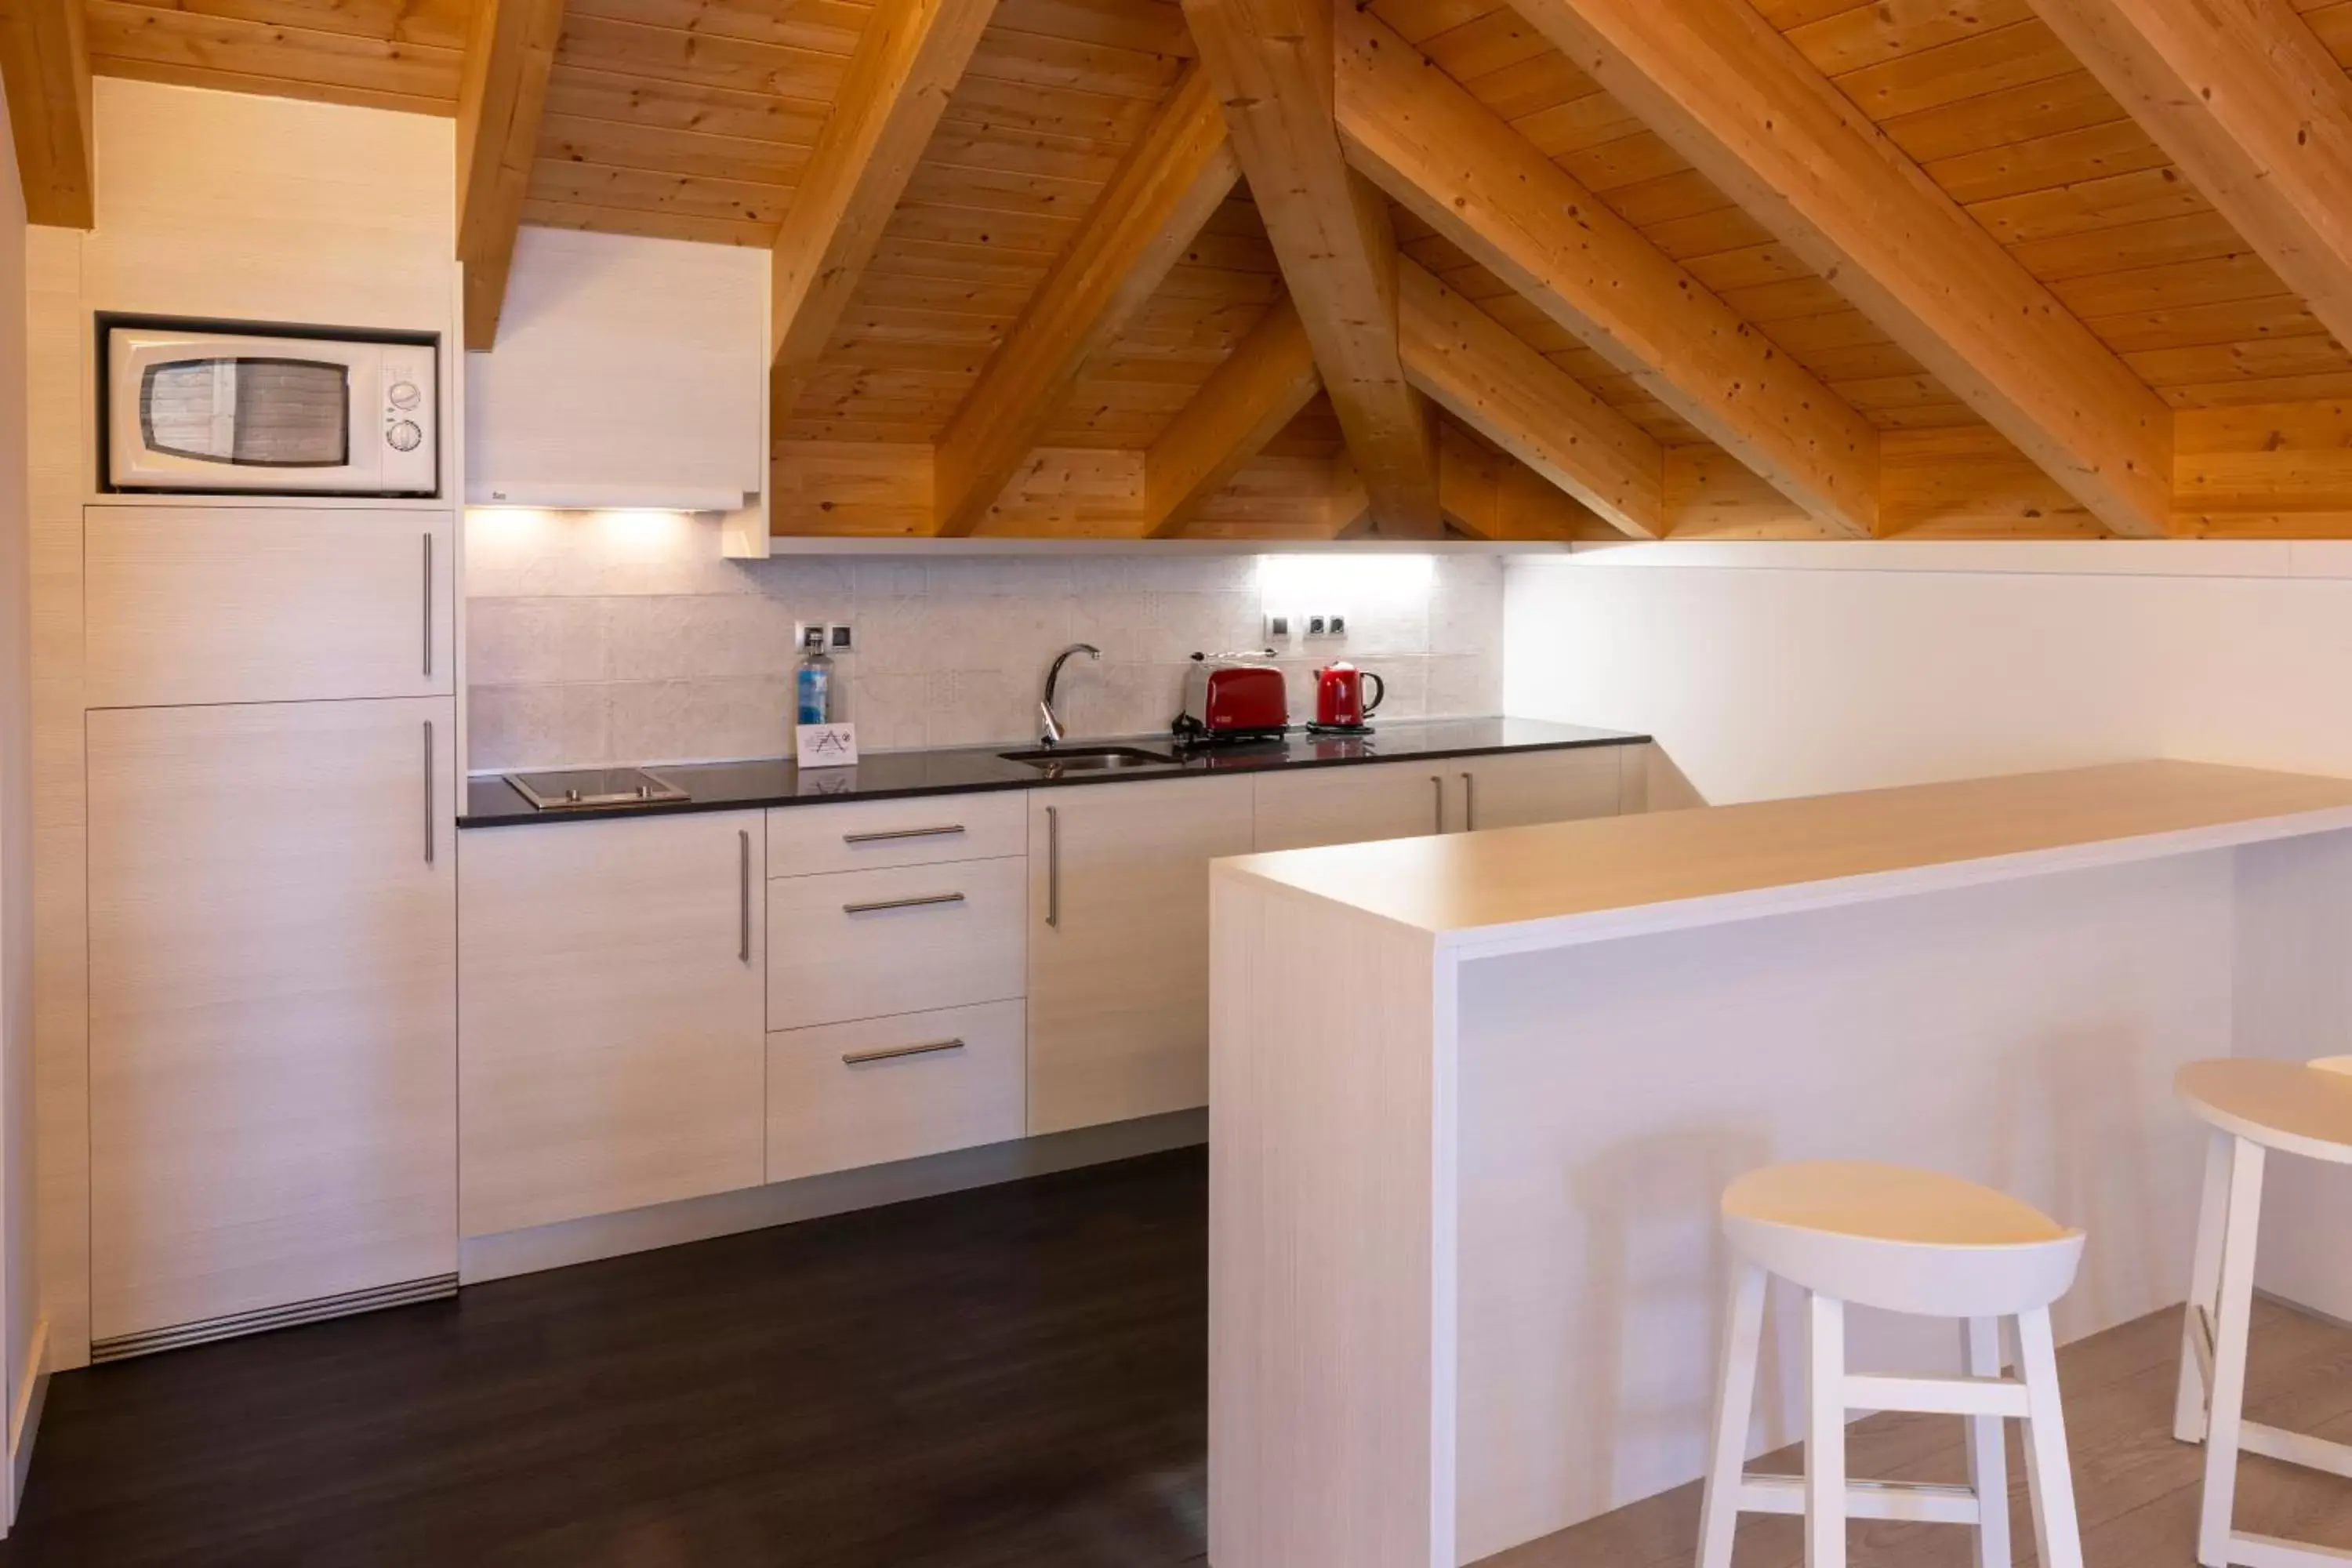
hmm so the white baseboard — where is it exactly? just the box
[459,1109,1207,1285]
[6,1316,49,1533]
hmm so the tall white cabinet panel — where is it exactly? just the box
[1454,747,1624,830]
[1028,778,1254,1135]
[459,812,766,1236]
[86,699,457,1348]
[84,507,453,708]
[1252,763,1448,852]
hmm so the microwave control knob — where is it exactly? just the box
[387,419,424,452]
[387,379,422,411]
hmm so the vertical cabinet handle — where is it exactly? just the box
[1430,775,1444,834]
[739,829,752,964]
[421,532,434,680]
[1461,771,1476,832]
[1045,805,1062,929]
[423,720,436,865]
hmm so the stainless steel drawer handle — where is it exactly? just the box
[1045,805,1061,929]
[1462,771,1476,831]
[841,824,965,844]
[421,532,434,679]
[1430,775,1444,834]
[739,829,752,964]
[841,1037,966,1067]
[841,891,967,916]
[423,720,436,865]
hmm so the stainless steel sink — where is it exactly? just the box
[998,745,1181,772]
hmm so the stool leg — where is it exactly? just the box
[2176,1128,2234,1444]
[2200,1136,2266,1568]
[2016,1308,2084,1568]
[1806,1291,1847,1568]
[1696,1261,1767,1568]
[1963,1316,2012,1568]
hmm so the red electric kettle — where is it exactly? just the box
[1314,662,1385,728]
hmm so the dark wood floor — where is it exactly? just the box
[4,1144,2350,1566]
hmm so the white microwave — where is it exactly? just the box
[102,318,439,497]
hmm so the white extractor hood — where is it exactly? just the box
[466,227,766,514]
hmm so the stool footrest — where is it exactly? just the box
[2220,1530,2352,1567]
[1737,1473,1982,1525]
[2241,1421,2352,1482]
[1846,1370,2031,1418]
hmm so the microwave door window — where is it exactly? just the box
[140,358,351,467]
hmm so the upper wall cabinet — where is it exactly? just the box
[466,228,765,514]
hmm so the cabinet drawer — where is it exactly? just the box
[768,856,1025,1029]
[767,790,1027,877]
[767,1000,1025,1183]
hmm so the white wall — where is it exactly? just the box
[1505,541,2352,805]
[0,65,36,1528]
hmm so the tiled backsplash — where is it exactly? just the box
[464,510,1505,771]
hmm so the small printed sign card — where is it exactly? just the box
[797,722,859,770]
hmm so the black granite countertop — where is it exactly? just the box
[458,717,1650,828]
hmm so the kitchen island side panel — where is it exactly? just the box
[1208,870,1451,1568]
[1448,849,2233,1562]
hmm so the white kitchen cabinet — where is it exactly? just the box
[1451,746,1624,831]
[1252,761,1448,851]
[767,1000,1027,1184]
[459,811,766,1236]
[84,506,452,708]
[86,698,456,1352]
[767,855,1026,1030]
[1027,778,1255,1135]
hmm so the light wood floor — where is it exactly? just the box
[1484,1295,2352,1567]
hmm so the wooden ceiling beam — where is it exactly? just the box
[2027,0,2352,358]
[1396,257,1664,539]
[455,0,564,349]
[932,64,1241,537]
[771,0,998,412]
[1513,0,2175,539]
[1436,424,1612,542]
[1142,292,1323,539]
[1180,0,1444,536]
[1335,5,1877,538]
[0,0,94,227]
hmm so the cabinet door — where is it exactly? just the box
[1456,747,1624,831]
[1028,778,1255,1134]
[85,507,453,707]
[1252,763,1448,852]
[87,699,456,1347]
[459,811,766,1236]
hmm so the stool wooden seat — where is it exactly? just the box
[1700,1160,2087,1568]
[2174,1057,2352,1568]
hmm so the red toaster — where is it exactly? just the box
[1174,652,1288,740]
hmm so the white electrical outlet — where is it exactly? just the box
[793,621,828,655]
[1327,612,1348,637]
[1305,613,1329,637]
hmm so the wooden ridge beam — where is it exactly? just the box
[932,64,1240,538]
[1142,292,1323,539]
[771,0,997,411]
[0,0,93,227]
[1396,257,1664,539]
[455,0,565,348]
[2027,0,2352,358]
[1335,5,1878,538]
[1180,0,1443,535]
[1513,0,2174,538]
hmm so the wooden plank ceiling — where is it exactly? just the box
[56,0,2352,538]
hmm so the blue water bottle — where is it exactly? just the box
[796,650,833,725]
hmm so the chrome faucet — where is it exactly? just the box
[1039,643,1101,746]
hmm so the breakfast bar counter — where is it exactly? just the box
[1207,760,2352,1568]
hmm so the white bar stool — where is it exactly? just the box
[1697,1160,2088,1568]
[2173,1055,2352,1568]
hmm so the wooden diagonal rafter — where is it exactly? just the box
[1335,5,1878,538]
[0,0,93,227]
[1396,258,1663,539]
[1179,0,1443,535]
[1143,292,1322,539]
[771,0,998,412]
[2027,0,2352,358]
[932,64,1240,537]
[455,0,565,349]
[1514,0,2174,539]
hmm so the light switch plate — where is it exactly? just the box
[1264,611,1293,641]
[826,622,857,654]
